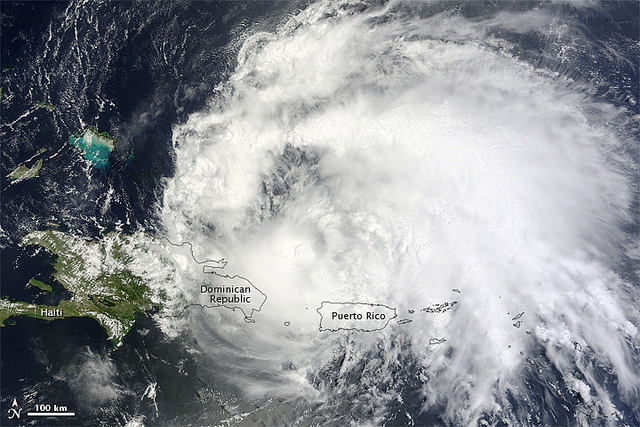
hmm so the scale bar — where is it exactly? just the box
[27,412,76,417]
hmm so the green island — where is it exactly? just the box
[7,158,43,182]
[7,147,48,183]
[28,278,52,292]
[35,100,57,111]
[68,126,116,168]
[0,230,160,347]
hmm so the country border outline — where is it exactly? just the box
[161,237,268,322]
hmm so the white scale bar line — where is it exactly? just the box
[27,412,76,417]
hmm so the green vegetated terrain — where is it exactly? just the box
[0,230,160,347]
[7,147,48,183]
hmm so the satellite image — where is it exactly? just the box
[1,0,639,425]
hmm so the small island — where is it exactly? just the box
[35,100,57,111]
[6,148,47,183]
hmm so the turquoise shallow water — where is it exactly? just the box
[68,128,115,169]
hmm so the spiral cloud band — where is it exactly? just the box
[160,0,639,423]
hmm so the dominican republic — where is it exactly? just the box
[201,285,252,304]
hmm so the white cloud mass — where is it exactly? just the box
[159,0,639,423]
